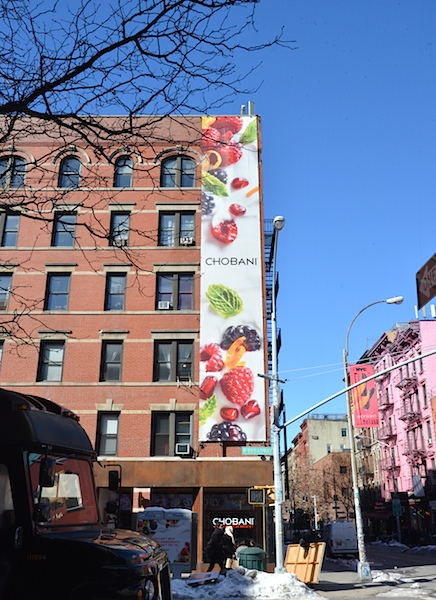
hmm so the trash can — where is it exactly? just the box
[238,547,266,571]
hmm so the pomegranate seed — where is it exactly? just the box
[220,407,239,421]
[229,203,246,217]
[241,400,261,419]
[231,178,249,190]
[200,376,217,399]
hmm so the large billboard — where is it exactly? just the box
[349,364,379,428]
[199,115,266,442]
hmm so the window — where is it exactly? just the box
[0,274,12,310]
[105,273,126,310]
[110,212,130,246]
[151,412,192,456]
[100,341,123,381]
[52,212,77,246]
[0,212,20,247]
[153,340,193,382]
[156,273,194,310]
[158,212,195,247]
[160,155,196,188]
[37,341,65,381]
[45,273,71,311]
[341,428,347,437]
[0,156,26,188]
[97,413,119,456]
[423,383,428,406]
[114,156,133,188]
[340,466,347,474]
[326,444,332,454]
[58,156,81,188]
[0,341,3,368]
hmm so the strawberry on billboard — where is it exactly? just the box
[349,364,379,428]
[199,115,266,442]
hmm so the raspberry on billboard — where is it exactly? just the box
[349,364,379,428]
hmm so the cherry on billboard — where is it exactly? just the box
[199,115,266,442]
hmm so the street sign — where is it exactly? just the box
[392,498,402,517]
[242,447,273,456]
[416,253,436,309]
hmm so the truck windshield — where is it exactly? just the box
[27,453,100,527]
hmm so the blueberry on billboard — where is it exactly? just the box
[199,115,266,442]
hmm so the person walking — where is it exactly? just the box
[222,526,236,562]
[205,523,225,573]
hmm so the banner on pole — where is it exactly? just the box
[349,364,379,427]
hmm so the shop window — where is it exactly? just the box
[37,341,65,381]
[105,273,126,310]
[0,274,12,310]
[58,156,81,188]
[96,413,119,456]
[0,212,20,246]
[114,156,133,188]
[52,212,77,247]
[109,212,130,247]
[151,411,192,456]
[100,341,123,381]
[158,212,195,247]
[0,156,26,188]
[156,273,194,310]
[44,273,71,311]
[153,340,193,382]
[160,155,195,188]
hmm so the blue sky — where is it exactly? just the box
[233,1,436,443]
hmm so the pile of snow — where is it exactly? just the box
[371,570,414,585]
[172,567,318,600]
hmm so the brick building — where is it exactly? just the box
[0,114,273,566]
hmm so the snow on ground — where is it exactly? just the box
[172,567,318,600]
[171,543,436,600]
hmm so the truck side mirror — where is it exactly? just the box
[108,470,120,491]
[39,457,56,488]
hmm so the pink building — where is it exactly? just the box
[356,320,436,544]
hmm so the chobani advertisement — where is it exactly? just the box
[199,115,266,442]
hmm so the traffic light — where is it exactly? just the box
[266,486,275,504]
[248,487,265,505]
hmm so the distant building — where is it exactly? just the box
[288,413,350,464]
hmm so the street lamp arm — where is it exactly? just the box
[344,296,404,358]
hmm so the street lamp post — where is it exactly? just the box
[271,215,286,573]
[343,296,403,582]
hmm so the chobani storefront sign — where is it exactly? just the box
[199,115,266,442]
[212,517,255,529]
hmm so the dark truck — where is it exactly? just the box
[0,388,172,600]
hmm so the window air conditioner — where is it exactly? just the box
[179,236,194,246]
[113,238,127,247]
[175,443,191,456]
[158,301,171,310]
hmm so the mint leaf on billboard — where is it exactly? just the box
[206,284,243,318]
[239,120,258,145]
[202,172,229,197]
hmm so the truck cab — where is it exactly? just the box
[0,388,172,600]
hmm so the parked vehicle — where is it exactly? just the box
[0,388,172,600]
[322,521,358,557]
